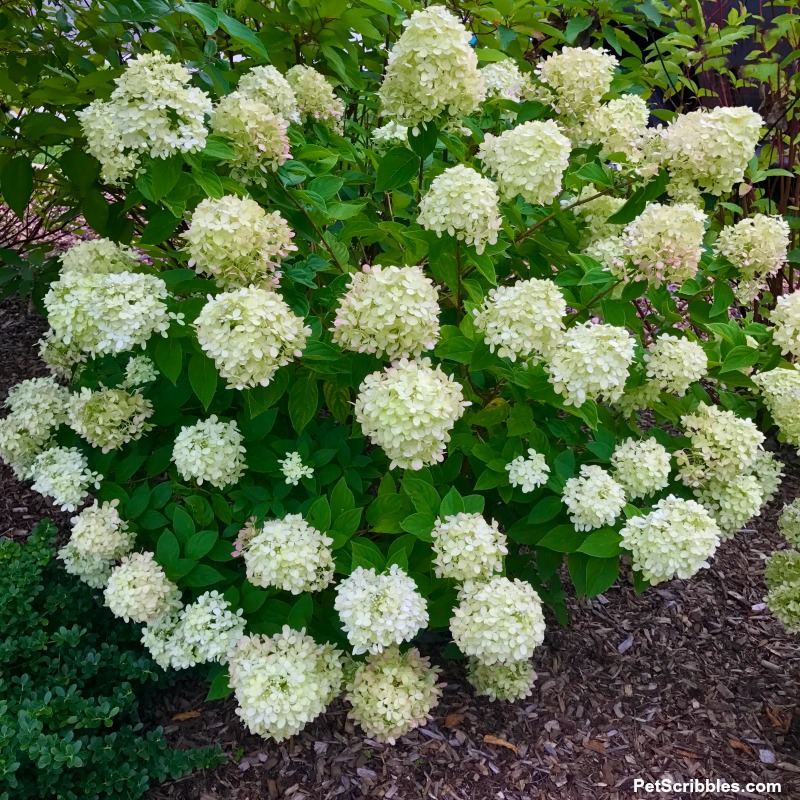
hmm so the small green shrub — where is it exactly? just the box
[0,521,223,800]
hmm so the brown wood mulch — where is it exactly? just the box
[1,295,799,799]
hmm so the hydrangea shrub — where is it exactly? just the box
[1,4,798,744]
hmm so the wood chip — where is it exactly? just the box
[483,735,518,753]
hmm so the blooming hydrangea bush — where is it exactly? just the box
[4,7,800,745]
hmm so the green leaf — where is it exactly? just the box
[217,12,269,57]
[330,478,355,517]
[141,210,181,245]
[565,15,593,43]
[154,338,182,385]
[206,669,232,701]
[151,155,183,200]
[366,494,410,533]
[719,345,759,373]
[375,147,420,192]
[578,528,623,558]
[156,530,180,568]
[408,122,438,159]
[439,487,464,519]
[307,496,332,531]
[188,352,218,411]
[528,495,562,524]
[401,476,440,515]
[139,510,168,530]
[172,506,195,543]
[350,538,386,571]
[537,524,586,552]
[202,136,235,160]
[184,564,225,587]
[244,369,290,418]
[400,512,435,540]
[192,168,225,198]
[1,157,33,218]
[323,381,351,423]
[289,376,319,433]
[185,530,219,560]
[288,594,314,630]
[711,280,736,317]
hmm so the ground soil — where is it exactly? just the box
[2,295,799,800]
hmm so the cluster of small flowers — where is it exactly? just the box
[355,358,469,470]
[334,565,428,655]
[676,403,764,487]
[228,628,344,741]
[379,5,484,127]
[473,277,565,362]
[765,550,800,633]
[778,498,800,547]
[715,215,790,303]
[121,355,158,388]
[286,65,345,131]
[694,474,767,538]
[182,196,297,289]
[562,465,627,531]
[417,165,502,255]
[753,367,800,447]
[29,446,102,511]
[237,65,300,122]
[332,264,440,360]
[210,92,291,185]
[620,203,706,286]
[60,238,140,275]
[546,322,635,407]
[242,515,334,594]
[372,120,408,148]
[44,271,175,356]
[77,53,211,184]
[658,106,763,199]
[67,387,153,453]
[573,187,625,243]
[172,416,247,489]
[38,329,87,381]
[194,286,310,389]
[481,60,528,103]
[450,577,546,664]
[536,46,618,119]
[643,334,708,396]
[58,500,135,588]
[506,449,550,493]
[346,646,442,742]
[142,591,245,670]
[0,377,69,478]
[478,120,572,206]
[431,513,508,581]
[467,658,536,702]
[278,451,314,485]
[770,290,800,358]
[581,94,649,161]
[620,495,721,584]
[753,450,784,503]
[585,233,626,274]
[104,551,182,624]
[611,438,671,500]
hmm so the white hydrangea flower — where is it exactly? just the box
[562,464,626,531]
[29,446,102,512]
[67,499,135,561]
[418,165,502,255]
[473,277,565,362]
[585,233,627,275]
[620,495,721,584]
[695,473,766,539]
[121,355,158,388]
[60,238,140,275]
[68,387,153,453]
[77,52,211,185]
[467,658,536,702]
[286,65,344,131]
[172,415,247,489]
[278,451,314,485]
[372,120,409,148]
[332,264,440,360]
[44,271,175,356]
[242,514,334,594]
[378,5,484,128]
[38,329,88,381]
[611,437,671,500]
[104,551,182,624]
[506,449,550,493]
[478,120,571,206]
[182,195,297,289]
[334,564,428,655]
[644,334,708,395]
[676,403,764,487]
[574,187,626,243]
[778,498,800,547]
[616,380,662,416]
[659,106,762,198]
[0,415,50,479]
[195,286,310,390]
[481,60,528,103]
[621,203,706,286]
[139,613,185,670]
[450,577,546,665]
[4,376,70,441]
[754,367,800,448]
[536,47,618,119]
[237,65,300,122]
[715,214,790,303]
[752,449,783,503]
[346,645,442,743]
[581,94,649,161]
[771,290,800,358]
[546,322,635,407]
[355,357,469,470]
[431,513,508,581]
[58,543,115,588]
[210,91,291,186]
[228,627,344,741]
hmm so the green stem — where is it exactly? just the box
[565,280,623,323]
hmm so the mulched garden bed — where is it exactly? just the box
[2,295,798,799]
